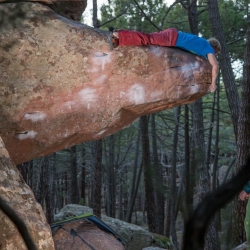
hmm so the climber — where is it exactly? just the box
[111,28,221,93]
[239,182,250,248]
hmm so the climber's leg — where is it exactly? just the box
[116,28,178,47]
[117,30,151,46]
[148,28,178,46]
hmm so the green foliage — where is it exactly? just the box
[198,0,247,61]
[160,3,190,31]
[152,233,171,249]
[100,0,247,62]
[79,198,86,206]
[202,86,236,160]
[100,0,168,32]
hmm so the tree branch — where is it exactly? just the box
[98,0,133,28]
[133,0,161,31]
[160,0,182,29]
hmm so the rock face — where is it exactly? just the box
[0,137,54,249]
[0,2,213,164]
[142,248,167,250]
[233,242,247,250]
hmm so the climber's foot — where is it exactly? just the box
[112,36,119,48]
[112,32,119,39]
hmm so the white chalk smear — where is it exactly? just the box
[17,130,37,140]
[91,52,111,72]
[63,101,75,110]
[120,91,126,98]
[179,62,201,78]
[10,169,16,176]
[150,46,164,57]
[150,91,162,101]
[128,84,145,105]
[174,87,182,99]
[78,88,98,109]
[24,112,46,122]
[96,129,106,136]
[188,84,200,94]
[95,75,107,84]
[182,69,193,79]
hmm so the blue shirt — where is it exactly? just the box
[175,31,214,59]
[244,181,250,194]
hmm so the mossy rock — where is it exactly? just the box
[151,233,171,249]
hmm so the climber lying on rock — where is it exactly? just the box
[112,28,221,93]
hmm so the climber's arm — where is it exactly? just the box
[240,180,250,200]
[207,53,219,92]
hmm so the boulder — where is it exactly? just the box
[54,204,158,250]
[0,2,213,164]
[142,248,167,250]
[53,220,125,250]
[54,204,93,222]
[233,242,248,250]
[102,215,154,250]
[0,137,54,249]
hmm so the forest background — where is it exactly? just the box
[17,0,249,249]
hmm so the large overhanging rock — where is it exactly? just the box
[0,2,213,164]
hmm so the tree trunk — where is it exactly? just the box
[92,139,103,218]
[165,199,171,237]
[80,145,86,205]
[193,98,220,249]
[110,135,116,218]
[45,161,54,224]
[70,145,79,204]
[93,0,98,28]
[233,19,250,246]
[64,170,68,205]
[126,161,144,223]
[169,106,181,248]
[184,105,192,221]
[17,161,32,185]
[35,156,49,206]
[212,76,221,244]
[118,181,123,220]
[140,115,157,233]
[212,84,220,191]
[123,184,129,221]
[205,88,216,176]
[151,114,165,234]
[187,0,198,34]
[207,0,240,137]
[187,1,219,247]
[105,135,116,218]
[127,126,141,222]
